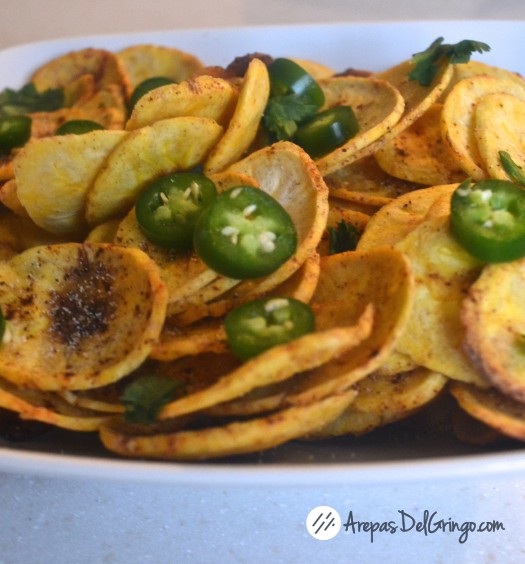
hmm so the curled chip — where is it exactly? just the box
[0,376,111,431]
[14,130,127,235]
[474,92,525,180]
[0,243,167,391]
[126,76,237,130]
[375,103,466,186]
[99,390,357,460]
[462,258,525,403]
[314,75,405,176]
[118,44,203,87]
[451,382,525,442]
[85,116,223,226]
[204,58,270,174]
[441,74,525,180]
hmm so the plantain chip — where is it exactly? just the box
[474,92,525,180]
[99,390,357,460]
[375,103,467,185]
[118,44,203,87]
[441,74,525,180]
[315,76,405,175]
[450,382,525,442]
[285,247,413,405]
[393,212,487,385]
[31,47,133,100]
[0,179,28,217]
[307,368,447,438]
[126,75,237,130]
[85,116,223,226]
[0,376,111,431]
[204,58,270,174]
[325,155,422,207]
[15,130,127,235]
[0,243,167,391]
[462,258,525,403]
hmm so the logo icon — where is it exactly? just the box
[306,506,341,540]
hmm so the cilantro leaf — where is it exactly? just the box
[0,83,64,118]
[409,37,491,87]
[263,93,319,141]
[121,374,184,424]
[328,220,360,254]
[499,150,525,186]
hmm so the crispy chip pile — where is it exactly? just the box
[0,40,524,459]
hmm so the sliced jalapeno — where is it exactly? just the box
[128,76,175,114]
[55,119,104,135]
[0,115,31,154]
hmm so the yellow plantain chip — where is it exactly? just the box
[357,183,458,251]
[315,76,405,176]
[204,58,270,174]
[85,218,121,243]
[157,308,372,420]
[31,47,133,100]
[118,44,203,87]
[325,155,422,206]
[85,116,223,226]
[29,108,118,140]
[126,75,237,130]
[441,74,525,180]
[393,212,487,385]
[461,258,525,403]
[450,382,525,442]
[307,368,447,438]
[14,130,127,235]
[0,377,111,431]
[441,60,525,98]
[474,92,525,180]
[0,243,167,391]
[99,390,357,460]
[62,73,96,107]
[375,103,467,185]
[286,247,413,405]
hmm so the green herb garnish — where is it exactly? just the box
[499,151,525,186]
[121,374,184,424]
[0,82,64,118]
[328,220,360,254]
[263,94,319,141]
[409,37,491,87]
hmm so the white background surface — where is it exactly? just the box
[1,2,525,563]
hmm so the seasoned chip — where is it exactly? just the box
[307,368,447,437]
[126,75,237,130]
[15,130,127,235]
[375,103,466,185]
[118,44,203,87]
[315,75,405,175]
[394,212,487,385]
[0,377,111,431]
[99,390,357,460]
[474,92,525,180]
[0,243,167,391]
[31,47,133,99]
[462,258,525,402]
[441,74,525,180]
[357,183,457,251]
[451,382,525,442]
[0,179,28,217]
[85,116,223,226]
[286,247,413,405]
[325,155,422,206]
[204,58,270,173]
